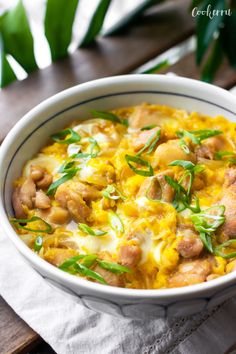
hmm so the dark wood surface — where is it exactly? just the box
[0,297,40,354]
[0,0,235,353]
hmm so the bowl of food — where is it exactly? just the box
[1,74,236,320]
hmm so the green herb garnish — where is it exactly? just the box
[47,168,79,196]
[59,254,106,283]
[191,205,225,253]
[176,129,222,154]
[215,151,236,164]
[169,160,204,196]
[51,128,81,144]
[78,223,107,236]
[125,154,153,176]
[102,184,126,201]
[72,137,100,159]
[108,211,124,233]
[97,260,131,274]
[10,216,53,233]
[73,263,107,284]
[214,239,236,259]
[91,110,128,126]
[140,124,157,131]
[58,161,76,173]
[136,129,161,156]
[34,235,43,252]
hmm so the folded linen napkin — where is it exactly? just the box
[1,231,236,354]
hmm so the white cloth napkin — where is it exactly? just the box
[1,231,236,354]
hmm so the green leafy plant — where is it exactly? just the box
[0,0,235,88]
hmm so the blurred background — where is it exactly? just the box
[0,0,235,86]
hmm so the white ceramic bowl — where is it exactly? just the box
[1,75,236,320]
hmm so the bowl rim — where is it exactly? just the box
[1,74,236,299]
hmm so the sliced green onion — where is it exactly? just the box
[191,206,225,253]
[47,168,78,196]
[125,154,153,177]
[214,239,236,259]
[140,124,157,131]
[108,211,124,233]
[179,138,190,154]
[200,231,214,253]
[59,255,90,270]
[73,263,107,284]
[191,205,225,233]
[136,129,161,156]
[91,110,128,126]
[72,137,100,159]
[34,235,43,252]
[51,128,81,144]
[81,255,98,268]
[78,223,107,236]
[58,160,76,173]
[102,184,126,201]
[215,151,236,164]
[176,129,222,146]
[10,216,53,233]
[97,260,131,274]
[169,160,195,170]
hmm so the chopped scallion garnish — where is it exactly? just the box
[191,205,225,253]
[102,184,126,201]
[125,154,153,176]
[78,223,107,236]
[136,129,161,156]
[47,168,79,195]
[97,260,131,274]
[176,129,222,154]
[108,211,124,233]
[34,235,43,252]
[214,239,236,259]
[72,137,100,159]
[140,124,157,131]
[91,110,128,126]
[10,216,53,233]
[51,128,81,144]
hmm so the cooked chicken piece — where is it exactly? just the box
[12,187,27,219]
[55,182,91,223]
[12,177,36,218]
[66,196,91,223]
[30,165,52,189]
[137,170,174,202]
[196,136,225,160]
[40,206,71,225]
[34,190,51,209]
[219,185,236,239]
[155,139,196,167]
[168,259,211,287]
[118,245,141,267]
[217,168,236,239]
[132,126,161,151]
[177,237,203,258]
[44,248,77,267]
[224,167,236,187]
[19,177,36,209]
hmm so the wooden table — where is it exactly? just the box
[1,1,236,353]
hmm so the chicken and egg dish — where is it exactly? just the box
[10,103,236,289]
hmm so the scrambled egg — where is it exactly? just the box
[10,103,236,289]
